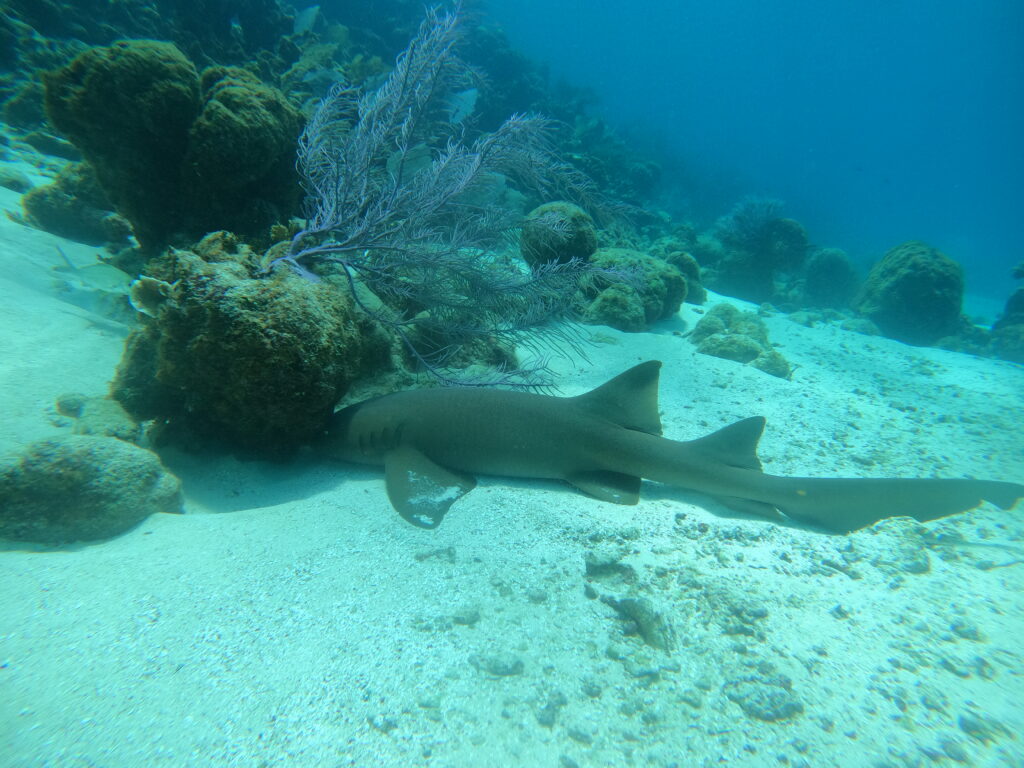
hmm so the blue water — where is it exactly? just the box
[485,0,1024,303]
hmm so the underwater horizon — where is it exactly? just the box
[485,0,1024,307]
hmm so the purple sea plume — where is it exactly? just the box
[267,5,604,386]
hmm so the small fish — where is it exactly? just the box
[386,143,433,181]
[293,5,320,36]
[52,246,131,294]
[447,87,478,124]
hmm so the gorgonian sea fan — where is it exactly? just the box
[269,4,605,386]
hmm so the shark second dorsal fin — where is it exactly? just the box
[575,360,664,435]
[688,417,766,471]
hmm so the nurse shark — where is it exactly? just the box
[324,361,1023,532]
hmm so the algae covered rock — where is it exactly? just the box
[3,79,45,128]
[581,247,686,332]
[690,303,769,346]
[690,303,791,379]
[723,674,804,722]
[111,232,391,452]
[43,40,301,250]
[991,323,1024,364]
[56,393,141,442]
[854,241,965,346]
[600,594,675,651]
[520,201,598,269]
[582,282,647,332]
[185,65,301,195]
[749,348,792,378]
[990,284,1024,363]
[43,40,202,248]
[21,162,131,247]
[0,435,182,544]
[801,247,859,309]
[697,333,764,364]
[665,250,707,304]
[997,287,1024,328]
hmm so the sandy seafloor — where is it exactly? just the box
[1,180,1023,768]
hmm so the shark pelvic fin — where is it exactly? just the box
[384,445,477,529]
[575,360,664,435]
[712,495,785,520]
[567,470,642,505]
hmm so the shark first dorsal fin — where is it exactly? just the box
[688,416,766,471]
[574,360,664,435]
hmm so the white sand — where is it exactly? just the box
[1,187,1023,767]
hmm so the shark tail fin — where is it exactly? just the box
[688,417,766,471]
[770,477,1024,534]
[575,360,664,435]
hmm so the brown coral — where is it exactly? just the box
[582,248,687,332]
[43,40,302,251]
[520,201,598,269]
[854,241,965,346]
[112,233,391,452]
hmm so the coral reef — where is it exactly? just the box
[3,0,291,69]
[56,393,141,442]
[646,235,708,304]
[699,198,808,304]
[111,232,393,452]
[3,79,45,128]
[582,248,686,332]
[800,247,859,309]
[460,23,548,131]
[520,201,598,269]
[21,162,131,247]
[990,268,1024,363]
[0,435,181,544]
[689,304,791,379]
[995,287,1024,329]
[854,241,965,346]
[42,39,301,250]
[665,251,708,305]
[324,0,650,212]
[991,324,1024,364]
[185,65,301,195]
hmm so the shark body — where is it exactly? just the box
[324,360,1023,532]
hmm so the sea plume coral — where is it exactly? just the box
[268,4,600,385]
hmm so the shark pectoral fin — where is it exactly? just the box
[567,471,642,505]
[384,445,477,529]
